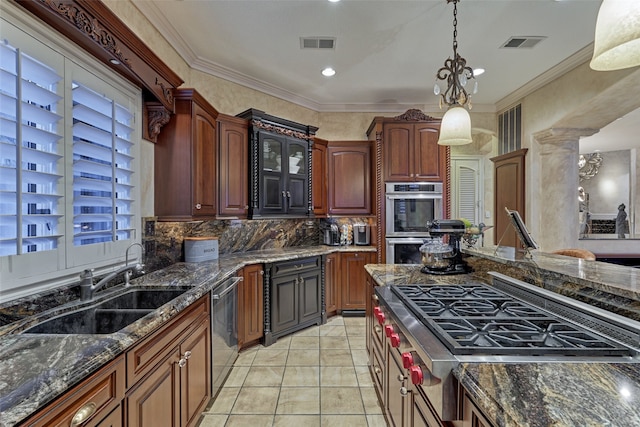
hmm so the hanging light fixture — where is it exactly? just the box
[434,0,476,146]
[590,0,640,71]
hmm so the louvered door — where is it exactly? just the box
[451,157,482,226]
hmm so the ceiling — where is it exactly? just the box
[132,0,638,153]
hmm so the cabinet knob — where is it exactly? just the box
[400,386,408,396]
[195,203,202,210]
[178,357,187,368]
[260,270,264,275]
[374,366,381,374]
[183,350,192,360]
[70,402,97,427]
[245,205,249,209]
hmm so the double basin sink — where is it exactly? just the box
[22,288,188,335]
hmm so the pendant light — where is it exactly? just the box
[434,0,476,146]
[590,0,640,71]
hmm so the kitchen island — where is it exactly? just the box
[365,249,640,427]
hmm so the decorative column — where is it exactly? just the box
[533,128,598,250]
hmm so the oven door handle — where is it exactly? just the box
[385,194,442,200]
[212,277,242,300]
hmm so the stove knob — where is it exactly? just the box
[401,352,414,369]
[373,308,385,325]
[410,365,423,385]
[384,325,394,337]
[390,333,400,348]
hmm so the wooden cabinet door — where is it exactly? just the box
[413,124,444,181]
[218,115,248,217]
[384,123,413,181]
[340,252,371,311]
[126,350,181,427]
[312,138,328,217]
[270,273,299,333]
[412,388,442,427]
[95,405,122,427]
[324,253,340,316]
[192,103,217,217]
[298,269,322,325]
[463,392,494,427]
[327,141,372,215]
[386,347,408,427]
[491,149,527,248]
[180,319,211,427]
[238,264,264,349]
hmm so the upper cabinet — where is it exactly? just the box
[368,109,447,183]
[155,89,218,221]
[218,114,249,218]
[327,141,373,216]
[237,109,318,218]
[312,138,329,217]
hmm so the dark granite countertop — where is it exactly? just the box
[0,245,375,427]
[365,262,640,427]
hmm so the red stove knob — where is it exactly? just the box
[384,325,395,337]
[373,308,385,325]
[410,365,423,385]
[390,333,400,348]
[401,352,414,369]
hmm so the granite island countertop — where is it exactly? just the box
[365,263,640,427]
[0,245,375,427]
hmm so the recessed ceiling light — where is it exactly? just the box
[328,0,341,2]
[109,58,121,65]
[322,67,336,77]
[473,68,485,76]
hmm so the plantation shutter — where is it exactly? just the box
[451,157,482,226]
[72,83,135,246]
[0,41,63,256]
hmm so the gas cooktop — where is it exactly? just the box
[391,283,631,356]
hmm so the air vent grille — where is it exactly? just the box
[501,36,546,49]
[301,37,336,49]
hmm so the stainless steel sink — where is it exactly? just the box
[21,288,188,335]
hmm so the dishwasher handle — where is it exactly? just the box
[212,276,242,300]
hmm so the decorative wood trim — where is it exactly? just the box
[144,102,171,143]
[393,108,436,122]
[14,0,184,134]
[251,120,314,141]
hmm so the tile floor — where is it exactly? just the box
[198,316,388,427]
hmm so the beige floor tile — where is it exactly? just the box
[268,336,292,350]
[355,365,375,388]
[348,335,366,350]
[343,317,366,327]
[198,414,228,427]
[366,414,389,427]
[320,349,354,366]
[325,316,344,325]
[252,348,289,366]
[351,349,370,366]
[290,336,320,349]
[346,325,366,336]
[243,366,285,387]
[319,324,347,336]
[320,387,365,414]
[282,366,320,387]
[276,387,320,414]
[320,336,350,349]
[232,387,280,414]
[235,348,258,366]
[225,414,275,427]
[287,349,320,366]
[320,366,359,387]
[274,415,321,427]
[321,414,368,426]
[361,387,383,414]
[294,325,320,336]
[206,387,241,414]
[224,366,250,387]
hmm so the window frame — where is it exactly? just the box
[0,4,142,303]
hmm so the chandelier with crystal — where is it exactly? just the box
[434,0,476,146]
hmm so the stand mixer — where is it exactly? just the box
[420,219,471,275]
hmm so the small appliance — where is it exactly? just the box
[354,223,370,246]
[420,219,470,275]
[321,223,341,246]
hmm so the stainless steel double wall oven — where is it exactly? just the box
[385,182,443,264]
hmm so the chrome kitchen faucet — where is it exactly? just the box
[79,242,145,301]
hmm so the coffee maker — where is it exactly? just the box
[421,219,471,275]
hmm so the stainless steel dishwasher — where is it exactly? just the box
[211,276,241,397]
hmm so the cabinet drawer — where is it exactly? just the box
[23,356,125,427]
[126,294,210,388]
[270,256,321,276]
[370,343,385,399]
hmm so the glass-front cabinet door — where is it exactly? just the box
[286,140,308,215]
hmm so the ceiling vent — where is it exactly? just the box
[300,37,336,49]
[501,36,546,49]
